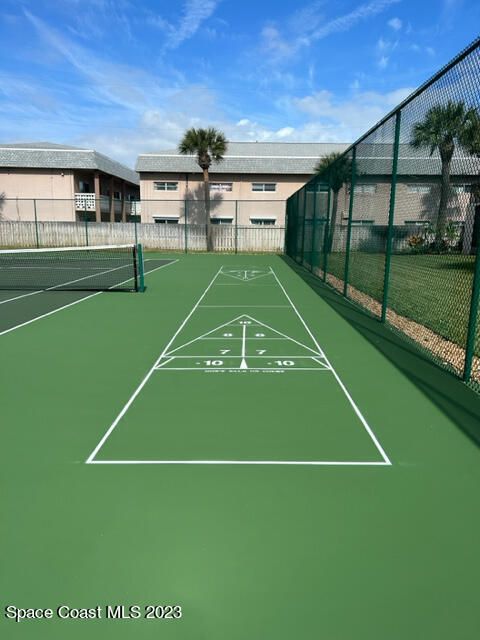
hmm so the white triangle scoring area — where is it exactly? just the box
[219,268,273,282]
[155,314,330,372]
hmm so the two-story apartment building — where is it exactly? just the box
[135,142,350,226]
[0,142,139,222]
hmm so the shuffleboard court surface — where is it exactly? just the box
[1,253,480,640]
[89,265,389,464]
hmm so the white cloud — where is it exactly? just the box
[388,17,402,30]
[378,55,389,69]
[261,25,296,60]
[260,0,400,61]
[309,0,401,42]
[292,86,414,140]
[151,0,221,50]
[276,126,295,138]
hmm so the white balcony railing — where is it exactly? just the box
[74,193,96,211]
[129,201,141,215]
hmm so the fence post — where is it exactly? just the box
[309,182,318,272]
[381,110,402,323]
[322,178,332,282]
[300,187,308,264]
[134,212,138,246]
[84,203,89,246]
[343,147,357,297]
[235,200,238,254]
[464,242,480,382]
[33,199,40,248]
[184,199,188,253]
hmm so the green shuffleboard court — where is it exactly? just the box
[1,252,480,639]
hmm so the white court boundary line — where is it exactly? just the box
[0,257,164,305]
[0,259,178,338]
[270,268,391,466]
[86,266,223,464]
[87,264,391,467]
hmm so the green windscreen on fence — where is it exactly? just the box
[286,37,480,393]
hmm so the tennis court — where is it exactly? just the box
[2,250,480,639]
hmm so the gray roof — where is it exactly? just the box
[356,143,480,176]
[0,142,139,185]
[136,142,350,174]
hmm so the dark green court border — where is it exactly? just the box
[282,255,480,447]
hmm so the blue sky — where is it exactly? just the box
[0,0,478,165]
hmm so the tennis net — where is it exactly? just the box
[0,244,141,292]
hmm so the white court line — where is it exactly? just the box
[0,256,169,306]
[0,259,178,338]
[0,290,44,305]
[199,305,290,308]
[270,268,392,466]
[154,367,329,372]
[156,355,326,359]
[86,266,223,464]
[88,263,390,467]
[89,459,390,466]
[0,262,130,305]
[164,313,324,358]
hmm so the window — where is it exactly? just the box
[453,184,473,194]
[113,191,121,200]
[210,217,233,225]
[153,216,179,224]
[354,184,377,195]
[210,182,233,192]
[250,217,276,226]
[404,220,430,226]
[350,219,374,226]
[407,184,432,194]
[252,183,276,192]
[154,181,178,191]
[78,180,91,193]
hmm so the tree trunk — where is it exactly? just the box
[327,190,339,252]
[436,158,452,250]
[203,168,212,251]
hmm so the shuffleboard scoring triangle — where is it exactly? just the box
[220,267,272,281]
[163,314,325,358]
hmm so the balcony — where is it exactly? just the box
[74,193,96,211]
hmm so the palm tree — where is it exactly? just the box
[411,100,478,249]
[178,127,228,250]
[315,152,352,252]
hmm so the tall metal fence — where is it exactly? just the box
[0,198,286,253]
[286,37,480,393]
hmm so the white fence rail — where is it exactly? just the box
[0,221,285,253]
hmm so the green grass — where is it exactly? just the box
[329,251,477,351]
[1,253,480,639]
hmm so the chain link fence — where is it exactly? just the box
[286,37,480,393]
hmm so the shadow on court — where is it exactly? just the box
[282,255,480,448]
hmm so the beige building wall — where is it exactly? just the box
[333,178,475,226]
[139,172,311,225]
[0,169,76,221]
